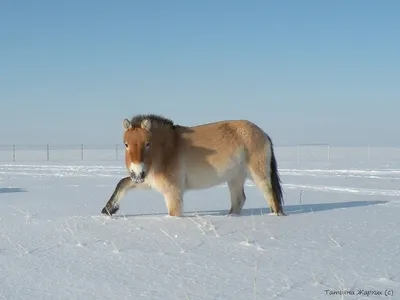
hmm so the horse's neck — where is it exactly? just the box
[152,129,178,167]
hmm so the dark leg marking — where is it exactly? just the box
[101,176,134,216]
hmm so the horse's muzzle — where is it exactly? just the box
[131,171,146,183]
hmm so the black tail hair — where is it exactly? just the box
[269,138,284,215]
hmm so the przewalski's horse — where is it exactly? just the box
[101,114,285,217]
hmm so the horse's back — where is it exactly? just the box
[176,119,270,189]
[180,119,268,150]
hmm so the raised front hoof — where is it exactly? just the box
[101,205,119,216]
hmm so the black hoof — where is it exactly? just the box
[101,204,119,216]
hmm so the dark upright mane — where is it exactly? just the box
[130,114,175,129]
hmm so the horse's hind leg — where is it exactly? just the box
[101,177,136,216]
[228,174,247,215]
[248,156,284,215]
[251,175,277,214]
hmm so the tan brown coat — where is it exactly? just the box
[101,114,284,217]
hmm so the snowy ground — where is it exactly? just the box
[0,156,399,299]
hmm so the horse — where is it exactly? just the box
[101,114,285,217]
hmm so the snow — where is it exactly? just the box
[0,148,399,299]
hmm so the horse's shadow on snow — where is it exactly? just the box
[119,200,387,218]
[0,187,27,194]
[204,200,388,217]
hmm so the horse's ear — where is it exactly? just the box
[123,118,132,131]
[141,119,151,131]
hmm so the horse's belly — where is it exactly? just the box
[184,159,245,190]
[185,171,227,190]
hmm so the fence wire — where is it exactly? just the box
[1,144,399,163]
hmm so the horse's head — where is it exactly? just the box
[122,118,152,183]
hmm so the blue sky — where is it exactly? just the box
[1,0,399,146]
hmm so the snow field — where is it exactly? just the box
[0,160,399,299]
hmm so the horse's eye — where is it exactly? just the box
[145,141,151,148]
[124,142,128,148]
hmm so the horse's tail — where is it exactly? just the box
[268,137,285,215]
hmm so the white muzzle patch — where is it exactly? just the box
[129,162,145,176]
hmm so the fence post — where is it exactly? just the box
[327,144,330,162]
[368,144,371,163]
[81,144,84,160]
[13,144,15,162]
[297,144,300,163]
[47,144,50,161]
[116,144,119,161]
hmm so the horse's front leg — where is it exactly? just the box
[101,176,136,216]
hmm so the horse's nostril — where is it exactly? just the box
[130,171,145,181]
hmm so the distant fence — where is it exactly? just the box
[0,143,400,163]
[0,144,121,162]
